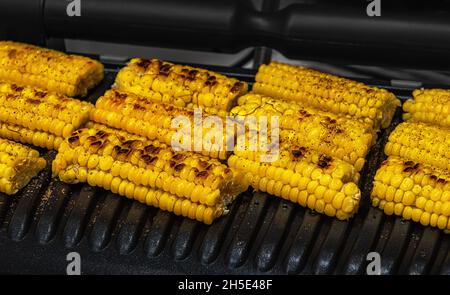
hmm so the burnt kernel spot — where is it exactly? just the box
[123,140,138,147]
[68,136,79,145]
[144,145,160,154]
[10,84,23,92]
[207,76,216,81]
[413,163,420,169]
[224,168,231,175]
[86,136,97,142]
[141,154,157,164]
[230,82,243,93]
[27,98,41,104]
[188,69,198,76]
[7,49,17,58]
[195,170,209,178]
[136,59,151,69]
[205,80,217,87]
[329,119,337,124]
[430,175,438,181]
[403,167,414,173]
[181,68,189,73]
[164,105,174,112]
[96,130,107,137]
[437,178,446,184]
[198,160,209,168]
[171,153,186,161]
[117,148,131,155]
[291,147,307,160]
[405,161,415,166]
[318,155,332,168]
[34,91,46,98]
[160,64,172,72]
[133,104,146,111]
[89,140,103,148]
[112,145,121,154]
[298,110,312,117]
[174,163,185,172]
[169,160,177,168]
[205,164,213,171]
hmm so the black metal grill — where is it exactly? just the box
[0,64,449,275]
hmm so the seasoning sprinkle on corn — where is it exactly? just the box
[0,41,104,97]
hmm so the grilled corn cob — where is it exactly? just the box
[114,58,247,115]
[228,140,361,220]
[372,156,450,230]
[231,93,376,171]
[0,82,93,149]
[403,88,450,127]
[0,41,104,97]
[254,62,400,129]
[385,122,450,171]
[0,138,46,195]
[90,90,230,159]
[52,126,248,224]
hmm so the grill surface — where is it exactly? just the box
[0,64,449,275]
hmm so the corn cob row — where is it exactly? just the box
[114,58,247,114]
[228,140,361,220]
[372,157,450,230]
[0,41,104,97]
[0,138,46,195]
[385,122,450,171]
[0,82,93,149]
[231,93,376,171]
[90,90,230,159]
[254,62,400,129]
[53,126,248,224]
[403,88,450,127]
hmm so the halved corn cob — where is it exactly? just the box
[114,58,247,115]
[0,138,46,195]
[228,140,361,220]
[403,88,450,127]
[385,122,450,171]
[372,156,450,230]
[254,62,400,129]
[0,41,104,97]
[0,82,93,149]
[231,93,376,171]
[52,126,248,224]
[90,90,231,159]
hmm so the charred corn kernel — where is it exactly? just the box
[228,150,361,220]
[403,88,450,128]
[114,58,247,114]
[91,90,230,159]
[385,122,450,170]
[254,62,400,129]
[0,122,63,150]
[0,41,104,96]
[232,93,376,168]
[0,82,92,149]
[372,156,450,231]
[0,138,46,195]
[53,126,248,224]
